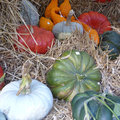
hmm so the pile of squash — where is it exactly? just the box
[0,0,120,120]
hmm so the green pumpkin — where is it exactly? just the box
[71,91,120,120]
[46,50,101,101]
[100,31,120,60]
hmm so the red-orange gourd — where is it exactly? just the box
[51,7,66,24]
[45,0,58,18]
[16,25,55,54]
[72,20,100,45]
[39,17,54,31]
[78,11,112,34]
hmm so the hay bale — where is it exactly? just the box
[0,0,120,119]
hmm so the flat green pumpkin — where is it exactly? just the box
[46,50,101,101]
[71,91,120,120]
[100,31,120,60]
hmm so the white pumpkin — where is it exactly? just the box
[52,10,83,40]
[0,79,53,120]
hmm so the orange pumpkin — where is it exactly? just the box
[39,17,54,31]
[60,0,75,20]
[45,0,58,18]
[72,20,100,45]
[51,7,66,24]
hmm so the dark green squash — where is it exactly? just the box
[46,50,101,101]
[100,31,120,60]
[71,91,120,120]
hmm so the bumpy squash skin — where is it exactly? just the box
[71,91,120,120]
[46,50,101,101]
[100,31,120,60]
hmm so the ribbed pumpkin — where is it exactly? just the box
[100,31,120,60]
[52,10,83,40]
[0,62,53,120]
[16,25,54,54]
[78,11,112,34]
[51,7,66,24]
[39,17,54,31]
[45,0,58,18]
[46,50,102,101]
[71,91,120,120]
[72,20,99,45]
[59,0,75,20]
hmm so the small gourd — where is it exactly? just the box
[0,66,5,90]
[52,10,83,40]
[59,0,75,20]
[71,91,120,120]
[39,17,54,31]
[45,0,58,18]
[100,31,120,60]
[51,7,66,24]
[78,11,112,34]
[0,61,53,120]
[47,50,101,101]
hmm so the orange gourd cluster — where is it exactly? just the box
[39,0,112,45]
[39,0,73,31]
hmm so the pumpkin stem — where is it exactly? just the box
[76,73,85,81]
[16,61,32,96]
[66,9,74,26]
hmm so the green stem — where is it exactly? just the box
[16,74,32,96]
[94,94,116,104]
[84,102,90,120]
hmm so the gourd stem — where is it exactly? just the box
[66,9,74,26]
[16,61,32,96]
